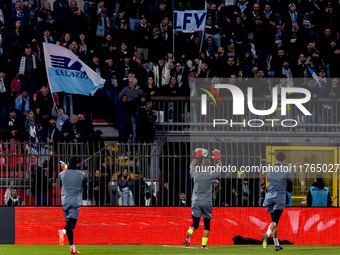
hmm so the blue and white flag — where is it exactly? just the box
[43,43,105,96]
[173,10,207,33]
[307,66,321,87]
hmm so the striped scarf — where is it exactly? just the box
[18,55,37,75]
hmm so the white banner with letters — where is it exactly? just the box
[173,10,207,33]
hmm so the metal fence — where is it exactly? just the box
[152,97,340,135]
[0,141,338,207]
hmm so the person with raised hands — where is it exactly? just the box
[184,148,222,249]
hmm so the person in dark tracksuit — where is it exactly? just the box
[307,173,332,207]
[57,157,85,255]
[184,148,221,250]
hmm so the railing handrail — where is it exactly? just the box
[151,96,340,103]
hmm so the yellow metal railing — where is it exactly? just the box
[266,146,338,206]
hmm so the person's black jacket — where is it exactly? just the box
[212,186,227,207]
[250,78,271,98]
[60,119,75,142]
[36,7,56,32]
[41,124,60,143]
[304,83,320,98]
[6,197,24,206]
[136,105,156,143]
[66,6,87,39]
[133,177,146,206]
[3,115,22,136]
[160,84,185,96]
[142,84,158,96]
[134,24,152,48]
[128,0,146,19]
[138,67,154,88]
[91,175,110,206]
[34,92,54,116]
[76,119,94,142]
[102,65,118,90]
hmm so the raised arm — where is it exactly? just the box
[212,149,222,178]
[189,149,203,169]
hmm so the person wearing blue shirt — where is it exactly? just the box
[307,173,332,207]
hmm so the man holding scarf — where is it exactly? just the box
[17,44,40,100]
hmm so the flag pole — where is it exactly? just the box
[198,1,207,58]
[172,1,175,61]
[42,42,58,110]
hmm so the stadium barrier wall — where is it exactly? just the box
[1,141,340,207]
[153,96,340,135]
[2,141,340,207]
[13,207,340,245]
[0,207,15,244]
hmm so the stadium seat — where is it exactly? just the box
[7,156,25,168]
[11,77,21,92]
[26,157,38,166]
[6,139,19,154]
[0,169,25,178]
[0,156,6,168]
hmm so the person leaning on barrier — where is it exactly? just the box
[136,97,157,143]
[4,180,14,205]
[233,172,253,206]
[82,169,93,206]
[92,169,111,206]
[307,173,332,207]
[212,179,227,206]
[132,171,146,206]
[178,192,188,206]
[6,186,25,206]
[117,167,134,206]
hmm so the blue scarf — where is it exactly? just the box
[264,10,272,16]
[238,1,248,13]
[96,16,111,37]
[15,94,30,113]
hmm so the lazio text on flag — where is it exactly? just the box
[43,43,105,96]
[173,10,207,33]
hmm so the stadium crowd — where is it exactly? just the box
[0,0,339,143]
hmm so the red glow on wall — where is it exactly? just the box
[15,207,340,245]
